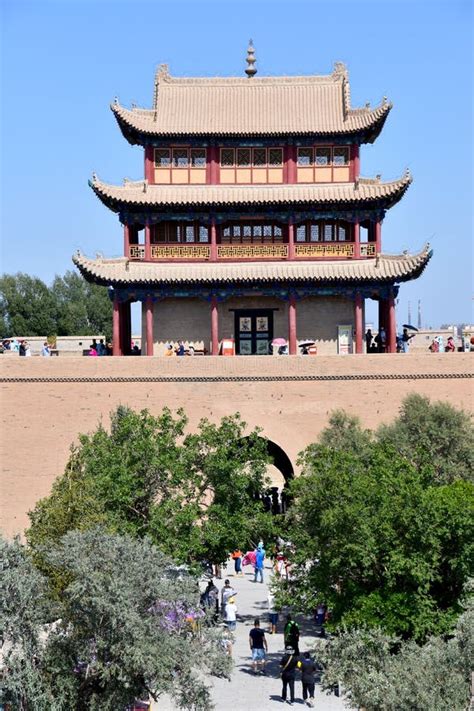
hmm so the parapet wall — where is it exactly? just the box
[1,354,472,538]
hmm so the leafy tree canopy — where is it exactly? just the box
[0,273,57,337]
[315,394,473,485]
[1,531,230,711]
[316,585,474,711]
[28,406,275,589]
[0,270,112,339]
[280,443,474,641]
[377,393,474,484]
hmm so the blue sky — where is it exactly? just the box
[1,0,472,328]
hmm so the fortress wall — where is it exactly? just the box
[1,353,472,538]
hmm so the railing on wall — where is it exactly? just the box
[294,243,354,258]
[128,242,377,261]
[360,243,376,257]
[150,245,211,260]
[217,244,288,260]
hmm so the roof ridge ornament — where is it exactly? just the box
[245,39,257,78]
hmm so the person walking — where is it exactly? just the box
[231,548,243,576]
[200,579,219,622]
[284,614,300,655]
[220,579,237,616]
[297,652,318,707]
[249,618,267,675]
[267,590,279,634]
[280,646,298,705]
[254,543,265,583]
[224,596,237,631]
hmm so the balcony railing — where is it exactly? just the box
[151,245,211,260]
[128,242,377,261]
[294,243,354,258]
[217,244,288,260]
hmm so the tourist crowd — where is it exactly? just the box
[199,541,326,708]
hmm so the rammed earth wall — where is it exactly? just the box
[0,353,472,538]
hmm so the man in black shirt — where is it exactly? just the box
[280,646,298,704]
[297,651,318,707]
[249,618,268,674]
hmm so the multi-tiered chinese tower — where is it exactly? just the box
[74,44,431,356]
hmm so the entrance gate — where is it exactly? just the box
[234,309,274,355]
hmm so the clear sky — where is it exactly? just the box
[1,0,472,328]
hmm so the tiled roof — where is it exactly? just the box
[73,246,431,287]
[111,63,391,141]
[90,173,412,211]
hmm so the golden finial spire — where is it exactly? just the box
[245,39,257,78]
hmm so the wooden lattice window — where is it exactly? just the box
[315,147,331,166]
[172,149,189,168]
[191,149,206,167]
[295,221,351,242]
[152,222,209,244]
[237,148,251,166]
[268,148,283,166]
[297,148,313,166]
[221,148,234,166]
[220,222,284,244]
[154,149,171,168]
[333,147,349,166]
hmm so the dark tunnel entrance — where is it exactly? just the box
[242,436,294,514]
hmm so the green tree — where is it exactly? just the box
[28,406,274,586]
[316,587,474,710]
[1,531,230,711]
[51,270,112,339]
[0,270,112,339]
[0,273,57,336]
[377,393,474,484]
[280,444,474,640]
[317,409,372,454]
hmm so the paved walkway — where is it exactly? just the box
[154,559,347,710]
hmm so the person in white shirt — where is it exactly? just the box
[41,342,51,357]
[225,597,238,631]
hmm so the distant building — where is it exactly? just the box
[74,44,431,355]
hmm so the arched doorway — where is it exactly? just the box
[242,436,294,514]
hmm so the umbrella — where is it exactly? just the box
[272,338,287,346]
[299,341,315,348]
[402,324,419,331]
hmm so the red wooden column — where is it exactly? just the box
[123,224,130,257]
[378,298,386,337]
[121,301,132,355]
[211,295,219,355]
[145,224,151,261]
[387,291,397,353]
[210,217,217,261]
[353,220,360,259]
[285,145,297,184]
[288,218,295,260]
[354,292,363,354]
[288,293,297,355]
[375,219,382,253]
[351,144,360,181]
[144,145,154,182]
[208,145,219,184]
[145,297,154,356]
[112,296,121,356]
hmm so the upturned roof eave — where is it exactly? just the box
[72,246,432,289]
[88,173,411,214]
[110,102,391,145]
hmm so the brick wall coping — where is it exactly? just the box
[1,353,472,382]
